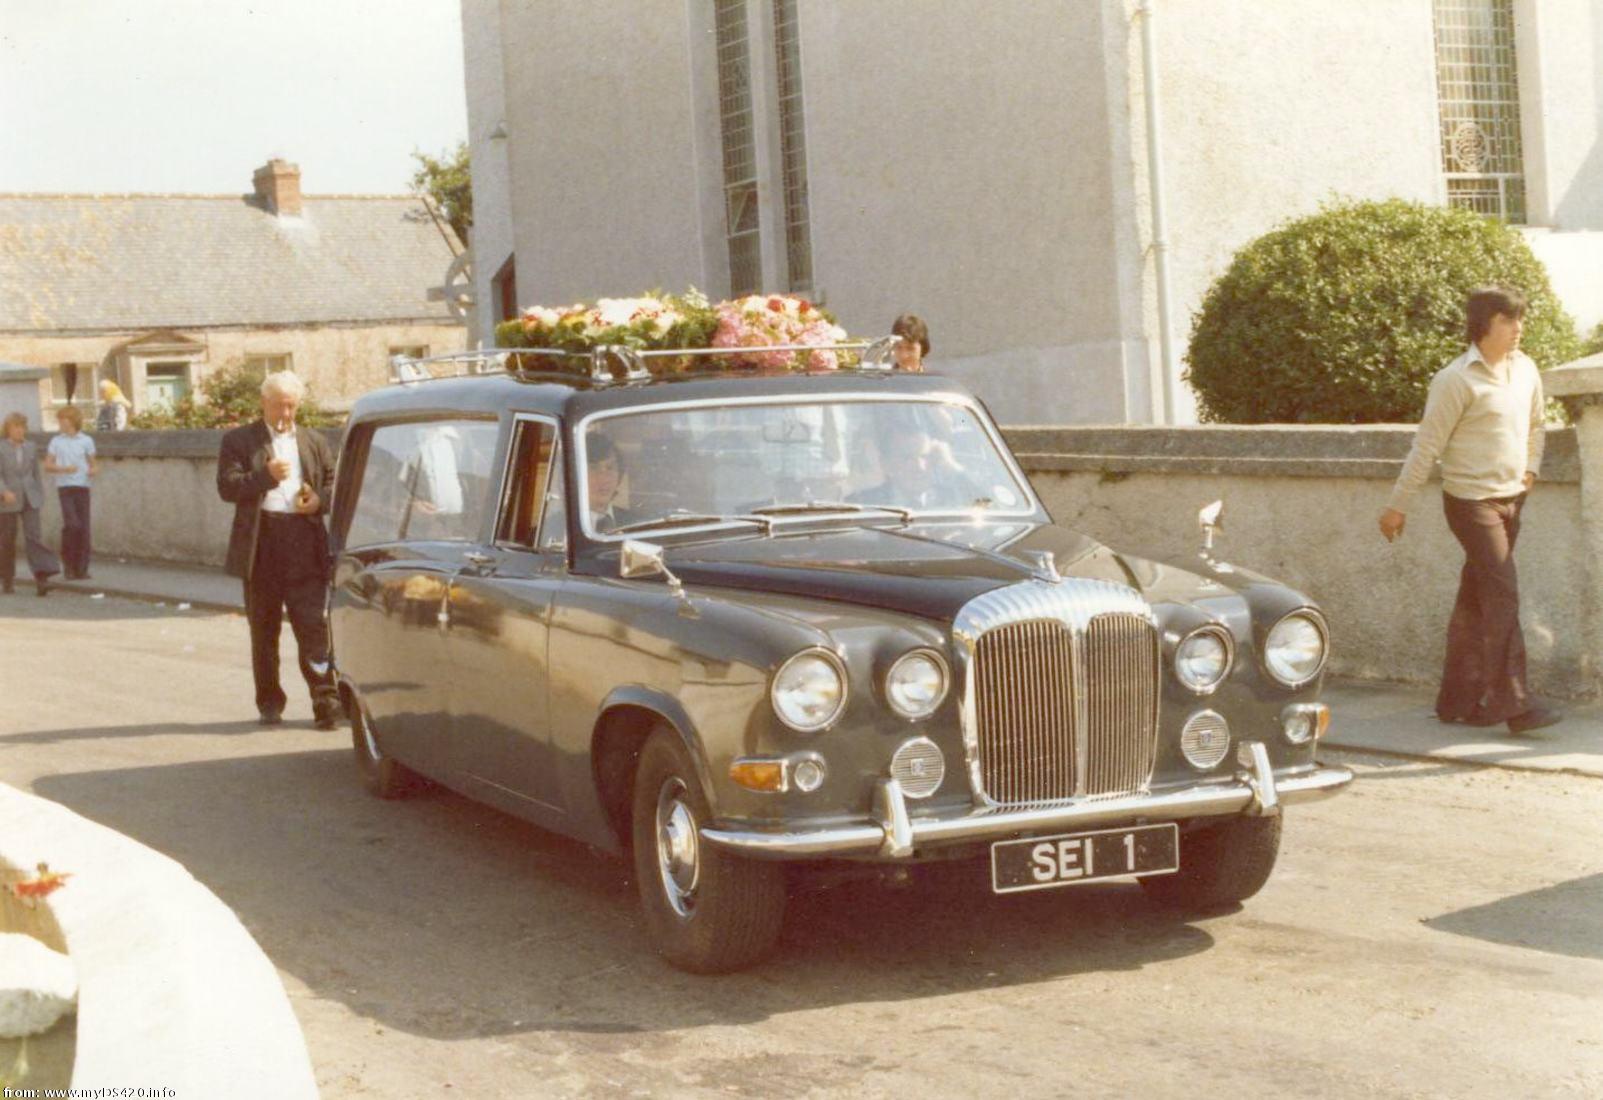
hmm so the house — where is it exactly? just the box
[0,159,467,427]
[458,0,1603,424]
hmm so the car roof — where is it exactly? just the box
[345,368,981,427]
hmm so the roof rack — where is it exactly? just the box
[388,336,902,387]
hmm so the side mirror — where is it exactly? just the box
[620,539,687,601]
[1198,499,1224,552]
[620,539,667,580]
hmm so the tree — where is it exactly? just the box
[410,142,472,244]
[1185,199,1581,423]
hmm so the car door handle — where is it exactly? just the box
[464,551,494,567]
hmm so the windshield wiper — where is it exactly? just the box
[608,512,774,536]
[749,501,914,522]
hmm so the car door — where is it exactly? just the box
[332,416,498,779]
[443,415,569,816]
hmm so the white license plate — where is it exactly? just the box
[990,823,1180,894]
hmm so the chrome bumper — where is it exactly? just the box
[701,743,1353,861]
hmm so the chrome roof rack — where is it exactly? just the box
[388,336,902,388]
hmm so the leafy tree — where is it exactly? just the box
[1185,199,1581,423]
[129,360,339,430]
[410,141,472,244]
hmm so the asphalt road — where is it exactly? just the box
[2,594,1601,1099]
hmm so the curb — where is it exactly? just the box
[19,576,242,615]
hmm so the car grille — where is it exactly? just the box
[957,580,1160,806]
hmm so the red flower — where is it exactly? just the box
[798,299,813,313]
[767,297,784,312]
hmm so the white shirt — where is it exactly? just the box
[261,423,303,513]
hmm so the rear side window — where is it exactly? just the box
[346,419,501,548]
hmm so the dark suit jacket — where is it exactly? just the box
[216,420,336,579]
[0,439,46,513]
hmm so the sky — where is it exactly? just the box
[0,0,468,195]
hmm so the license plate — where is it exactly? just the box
[990,823,1179,894]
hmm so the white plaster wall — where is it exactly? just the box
[1152,0,1444,424]
[1526,229,1603,333]
[1517,0,1603,231]
[497,0,708,304]
[462,0,517,345]
[797,1,1128,426]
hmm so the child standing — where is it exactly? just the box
[44,406,98,580]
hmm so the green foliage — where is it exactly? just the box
[410,142,472,244]
[1581,322,1603,359]
[1184,199,1582,423]
[129,360,340,430]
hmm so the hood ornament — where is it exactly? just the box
[1020,549,1061,584]
[1197,500,1235,574]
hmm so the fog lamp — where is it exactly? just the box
[1280,702,1330,745]
[792,757,827,793]
[1180,710,1231,770]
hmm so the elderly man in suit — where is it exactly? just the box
[216,371,341,728]
[0,412,62,596]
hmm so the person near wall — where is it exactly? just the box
[891,313,929,372]
[43,405,99,580]
[216,371,341,729]
[96,380,132,431]
[0,412,62,596]
[1378,286,1562,736]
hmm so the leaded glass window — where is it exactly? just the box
[1432,0,1527,224]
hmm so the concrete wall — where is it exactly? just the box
[35,420,1597,697]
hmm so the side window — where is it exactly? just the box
[495,419,562,551]
[346,418,501,547]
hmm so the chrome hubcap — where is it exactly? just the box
[655,780,700,918]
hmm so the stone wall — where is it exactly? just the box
[24,420,1600,697]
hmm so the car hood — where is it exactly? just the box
[652,522,1246,623]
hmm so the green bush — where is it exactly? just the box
[1581,322,1603,359]
[1184,199,1581,423]
[129,360,341,430]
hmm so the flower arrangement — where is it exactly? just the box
[493,289,854,375]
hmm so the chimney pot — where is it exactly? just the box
[253,159,302,217]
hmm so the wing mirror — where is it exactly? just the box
[620,539,687,600]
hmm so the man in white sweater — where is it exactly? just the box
[1378,287,1561,735]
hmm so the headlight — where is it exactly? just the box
[885,649,949,719]
[1174,627,1231,692]
[1264,611,1328,687]
[771,649,847,732]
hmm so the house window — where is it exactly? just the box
[243,353,293,375]
[1432,0,1527,223]
[771,0,812,293]
[145,362,192,411]
[714,0,762,296]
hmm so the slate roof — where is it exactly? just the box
[0,194,462,332]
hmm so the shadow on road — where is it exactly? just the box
[33,747,1216,1041]
[1,720,264,744]
[1425,872,1603,962]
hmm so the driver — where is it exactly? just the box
[588,432,638,533]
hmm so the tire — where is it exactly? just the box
[350,696,421,800]
[1140,814,1283,911]
[631,727,787,973]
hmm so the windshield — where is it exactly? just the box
[578,398,1034,538]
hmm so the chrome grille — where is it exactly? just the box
[957,580,1160,807]
[974,620,1077,803]
[1083,614,1160,794]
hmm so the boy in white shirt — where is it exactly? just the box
[44,405,98,579]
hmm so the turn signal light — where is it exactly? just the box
[729,759,786,792]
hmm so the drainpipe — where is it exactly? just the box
[1135,0,1177,424]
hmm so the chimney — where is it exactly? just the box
[252,158,302,217]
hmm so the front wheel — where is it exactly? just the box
[350,696,421,800]
[1140,814,1282,911]
[631,728,787,973]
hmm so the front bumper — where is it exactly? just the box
[701,740,1354,860]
